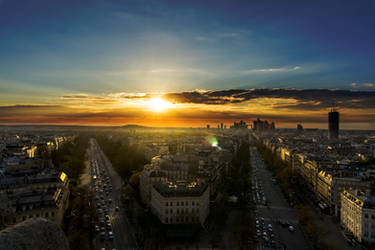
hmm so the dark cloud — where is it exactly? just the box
[163,89,375,110]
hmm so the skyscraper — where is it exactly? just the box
[328,109,339,139]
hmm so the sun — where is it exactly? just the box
[149,97,171,112]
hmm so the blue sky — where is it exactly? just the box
[0,0,374,102]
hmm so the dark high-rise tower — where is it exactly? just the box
[328,109,339,139]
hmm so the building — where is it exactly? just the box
[328,109,339,139]
[253,118,275,132]
[150,181,209,225]
[140,165,166,206]
[230,120,248,129]
[341,190,375,243]
[0,171,69,227]
[297,124,303,133]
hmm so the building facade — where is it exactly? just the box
[341,190,375,243]
[150,181,209,225]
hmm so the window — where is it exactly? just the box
[170,202,173,206]
[192,201,195,206]
[177,202,179,206]
[166,202,168,206]
[185,202,188,206]
[165,209,168,214]
[22,216,26,221]
[177,209,179,214]
[170,209,173,214]
[176,218,179,223]
[45,212,49,217]
[51,212,55,217]
[165,218,168,223]
[197,202,200,206]
[372,214,375,219]
[365,214,369,219]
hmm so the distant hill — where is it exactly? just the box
[122,124,150,129]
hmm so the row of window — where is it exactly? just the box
[165,208,199,215]
[165,216,200,224]
[363,231,375,239]
[165,201,200,207]
[14,211,56,223]
[364,214,375,219]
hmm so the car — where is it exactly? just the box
[115,206,119,211]
[100,232,106,241]
[108,198,112,203]
[288,225,295,232]
[105,215,110,221]
[106,221,111,228]
[263,231,267,236]
[95,225,100,233]
[100,226,105,232]
[108,231,114,240]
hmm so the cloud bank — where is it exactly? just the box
[1,89,375,128]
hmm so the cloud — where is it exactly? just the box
[60,94,120,104]
[107,92,148,99]
[350,82,374,88]
[242,66,301,74]
[162,88,375,110]
[149,68,210,75]
[60,94,105,100]
[363,83,374,87]
[1,89,375,128]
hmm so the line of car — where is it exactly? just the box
[90,157,119,245]
[251,147,295,248]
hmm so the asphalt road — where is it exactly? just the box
[88,138,138,250]
[250,146,311,250]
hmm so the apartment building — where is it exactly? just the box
[150,181,209,225]
[341,190,375,243]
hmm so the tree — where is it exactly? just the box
[129,172,141,187]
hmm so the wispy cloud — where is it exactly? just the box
[149,68,210,75]
[363,83,375,87]
[350,82,374,88]
[242,66,301,74]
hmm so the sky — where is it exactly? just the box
[0,0,374,128]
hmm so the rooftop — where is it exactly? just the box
[153,181,208,197]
